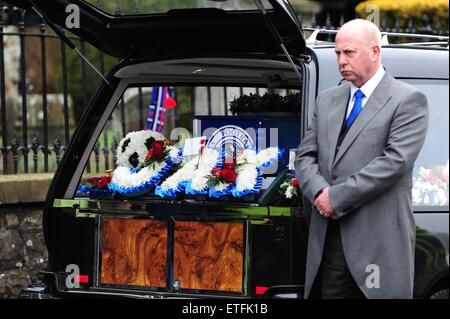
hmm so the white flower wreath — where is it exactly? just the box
[189,148,222,193]
[209,147,281,198]
[116,130,166,168]
[256,147,281,168]
[155,146,281,199]
[235,149,258,192]
[155,148,221,197]
[111,145,179,188]
[108,130,181,196]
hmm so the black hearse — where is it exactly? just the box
[6,0,448,299]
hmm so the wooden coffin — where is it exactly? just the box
[99,218,245,294]
[173,221,245,293]
[100,218,168,288]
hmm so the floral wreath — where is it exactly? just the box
[206,149,259,198]
[232,147,283,198]
[108,130,182,196]
[115,130,166,168]
[280,173,299,200]
[77,128,284,201]
[76,173,114,198]
[155,147,282,199]
[155,148,223,197]
[208,147,283,198]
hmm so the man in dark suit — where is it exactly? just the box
[295,19,429,299]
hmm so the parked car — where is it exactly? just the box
[6,0,448,299]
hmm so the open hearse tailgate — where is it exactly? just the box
[4,0,306,59]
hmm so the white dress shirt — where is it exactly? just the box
[346,66,386,119]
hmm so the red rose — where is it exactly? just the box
[220,168,237,183]
[87,175,111,189]
[151,141,165,161]
[291,178,298,187]
[87,177,98,184]
[96,176,111,189]
[145,150,153,161]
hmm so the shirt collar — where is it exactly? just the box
[350,65,386,99]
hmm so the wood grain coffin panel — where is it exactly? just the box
[173,221,244,293]
[100,218,167,288]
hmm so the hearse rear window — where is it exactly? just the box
[75,85,301,203]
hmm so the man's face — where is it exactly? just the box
[335,32,377,88]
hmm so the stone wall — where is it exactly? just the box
[0,174,52,299]
[0,203,48,299]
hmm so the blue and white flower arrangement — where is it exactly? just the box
[108,130,182,197]
[207,147,283,199]
[155,148,223,197]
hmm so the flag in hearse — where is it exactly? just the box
[146,86,177,132]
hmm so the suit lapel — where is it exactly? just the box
[327,83,350,174]
[333,73,394,167]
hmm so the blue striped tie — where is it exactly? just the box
[345,89,365,130]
